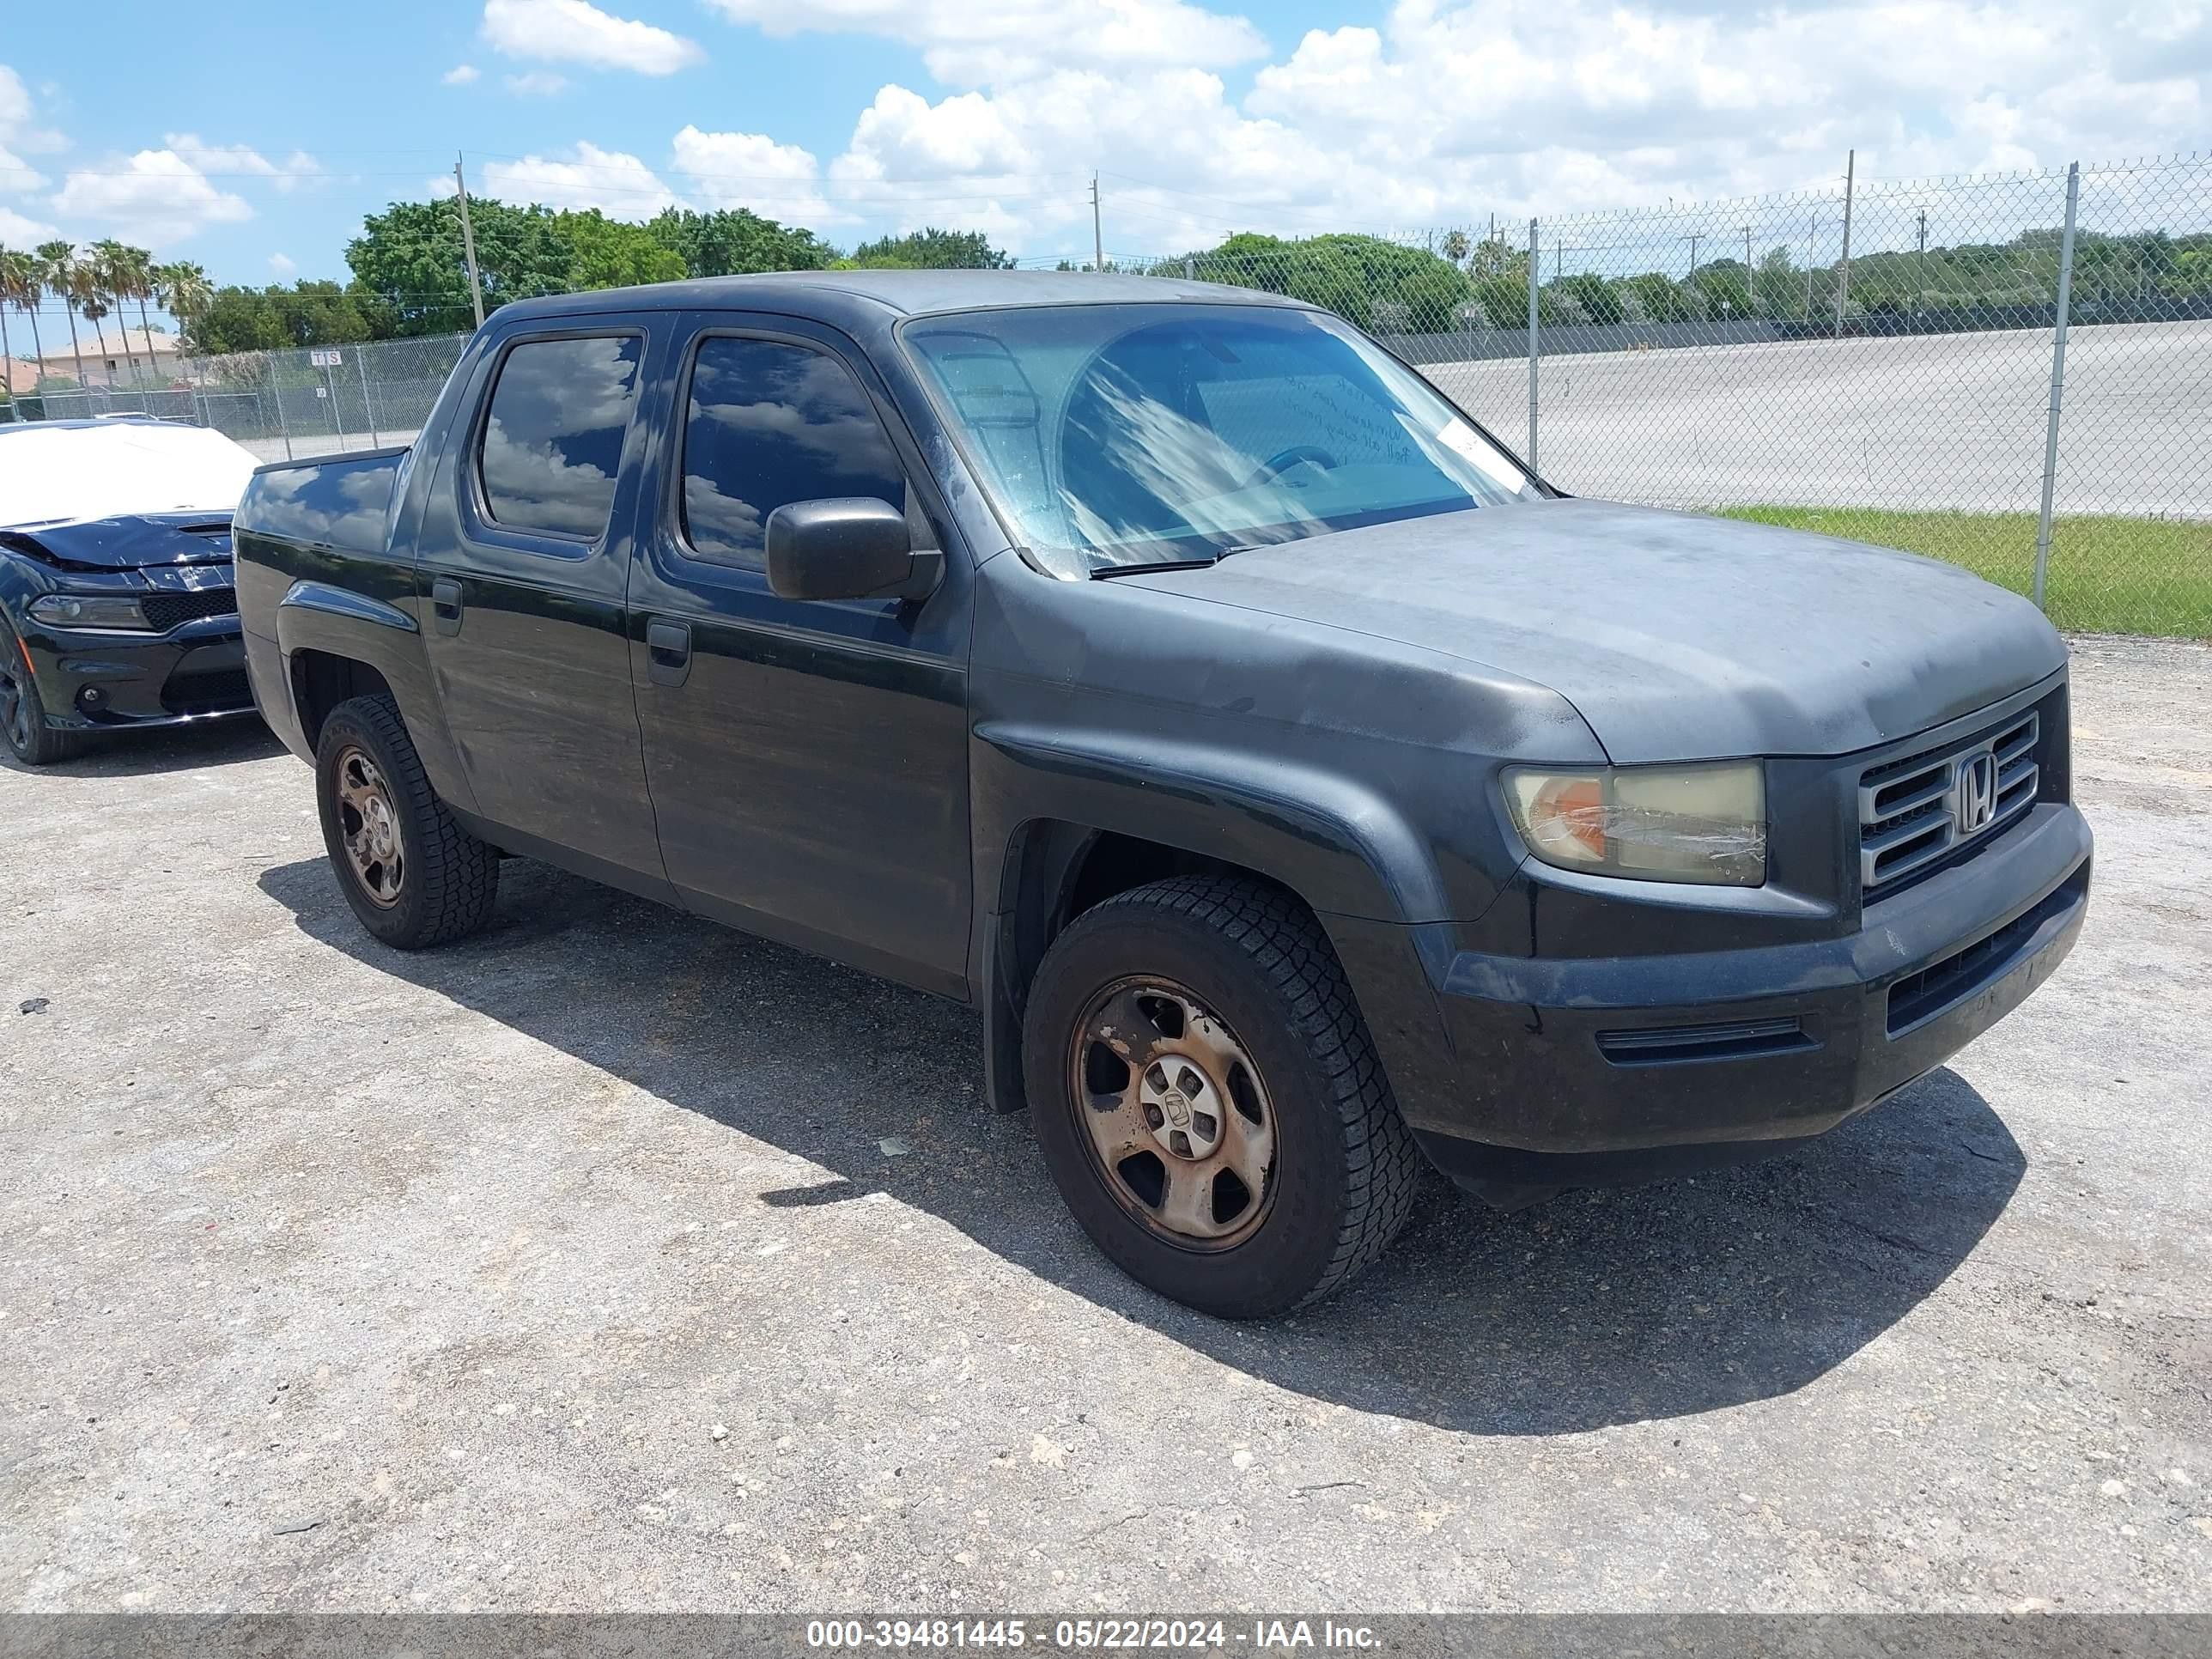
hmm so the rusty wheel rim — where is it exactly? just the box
[1069,976,1277,1249]
[333,744,405,908]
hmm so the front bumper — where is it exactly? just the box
[17,617,258,731]
[1361,801,2091,1194]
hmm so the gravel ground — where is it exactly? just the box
[1,636,2207,1614]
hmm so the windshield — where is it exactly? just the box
[902,301,1535,577]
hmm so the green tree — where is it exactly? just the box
[1753,246,1802,319]
[844,227,1013,269]
[551,210,688,289]
[40,242,94,386]
[0,245,49,391]
[1174,231,1473,332]
[1620,270,1691,323]
[347,198,573,336]
[155,261,214,359]
[645,206,837,276]
[1551,270,1624,325]
[0,246,30,404]
[1692,258,1753,321]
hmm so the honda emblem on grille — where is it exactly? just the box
[1955,750,1999,835]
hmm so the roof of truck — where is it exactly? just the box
[491,268,1313,325]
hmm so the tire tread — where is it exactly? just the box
[319,694,497,948]
[1068,874,1421,1311]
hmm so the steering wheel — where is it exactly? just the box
[1240,444,1339,492]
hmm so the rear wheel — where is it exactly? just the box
[0,625,87,767]
[315,694,498,949]
[1024,875,1421,1319]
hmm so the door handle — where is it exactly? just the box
[429,578,463,636]
[646,619,692,687]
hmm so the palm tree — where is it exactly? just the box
[82,297,112,367]
[3,246,48,400]
[0,246,25,411]
[121,246,161,374]
[36,241,88,390]
[89,240,135,381]
[154,260,213,392]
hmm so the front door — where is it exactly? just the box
[416,322,671,896]
[628,316,972,996]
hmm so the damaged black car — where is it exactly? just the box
[1,416,263,765]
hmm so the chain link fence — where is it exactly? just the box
[10,154,2202,636]
[1148,155,2210,638]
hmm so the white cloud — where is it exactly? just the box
[505,71,571,95]
[777,0,2212,254]
[0,203,56,244]
[50,149,255,246]
[483,0,705,75]
[701,0,1265,83]
[483,143,678,216]
[444,64,483,85]
[161,133,321,193]
[269,252,296,274]
[1,63,65,201]
[671,125,845,223]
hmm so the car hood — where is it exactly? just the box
[0,513,234,570]
[1115,498,2067,763]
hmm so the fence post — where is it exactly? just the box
[357,349,380,447]
[269,356,294,462]
[2033,161,2081,612]
[1527,216,1540,473]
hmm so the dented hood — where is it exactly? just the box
[1118,497,2067,762]
[0,513,234,570]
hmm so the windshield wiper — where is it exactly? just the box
[1090,556,1221,580]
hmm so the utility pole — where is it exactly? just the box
[1091,172,1103,273]
[1916,208,1928,321]
[1806,213,1817,317]
[1744,226,1753,315]
[1833,148,1856,337]
[454,155,486,330]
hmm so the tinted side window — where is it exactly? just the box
[682,337,908,564]
[478,335,641,539]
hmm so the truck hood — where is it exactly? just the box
[0,512,234,570]
[1115,498,2067,762]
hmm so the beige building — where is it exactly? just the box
[37,328,187,390]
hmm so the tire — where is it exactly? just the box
[1,623,88,767]
[314,694,498,949]
[1023,875,1421,1319]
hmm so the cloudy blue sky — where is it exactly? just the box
[1,0,2205,289]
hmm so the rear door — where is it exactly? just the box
[414,319,673,897]
[627,313,973,996]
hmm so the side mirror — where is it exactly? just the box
[764,497,944,605]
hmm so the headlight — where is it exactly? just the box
[1504,762,1767,886]
[27,594,154,631]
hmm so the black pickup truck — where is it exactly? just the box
[234,271,2091,1318]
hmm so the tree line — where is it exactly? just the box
[9,186,2210,395]
[0,240,213,399]
[1139,224,2212,335]
[163,202,1013,356]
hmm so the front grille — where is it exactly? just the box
[1885,873,2081,1036]
[1859,708,2039,896]
[141,587,238,631]
[160,666,252,716]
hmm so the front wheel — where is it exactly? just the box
[315,694,499,949]
[1,625,88,767]
[1023,876,1421,1319]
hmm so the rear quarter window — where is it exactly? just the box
[477,335,642,540]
